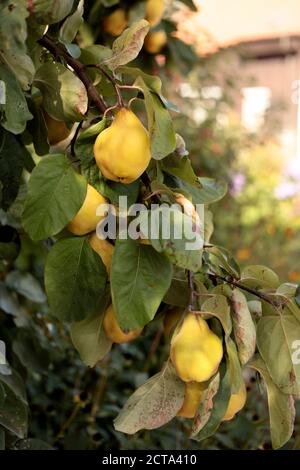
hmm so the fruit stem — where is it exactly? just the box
[38,35,107,114]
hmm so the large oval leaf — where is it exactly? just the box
[249,355,295,449]
[111,239,173,330]
[45,237,107,322]
[114,362,184,434]
[34,63,88,121]
[23,155,87,241]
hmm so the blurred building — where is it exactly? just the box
[178,0,300,162]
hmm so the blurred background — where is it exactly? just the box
[172,0,300,282]
[1,0,300,451]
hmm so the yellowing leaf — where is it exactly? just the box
[104,19,150,71]
[114,362,184,434]
[231,288,256,365]
[249,355,295,449]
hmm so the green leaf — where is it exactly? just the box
[12,328,49,373]
[59,0,84,43]
[241,265,280,290]
[0,372,28,439]
[230,289,256,365]
[28,0,74,24]
[6,271,46,303]
[45,237,107,322]
[0,282,19,315]
[104,19,150,71]
[163,270,190,307]
[192,364,231,441]
[114,362,184,434]
[118,66,162,95]
[208,245,240,278]
[23,155,87,241]
[76,119,107,144]
[137,207,203,272]
[26,98,49,156]
[179,177,228,205]
[162,155,199,186]
[0,1,34,89]
[201,294,232,336]
[191,373,220,436]
[249,355,295,449]
[111,238,172,330]
[0,65,33,134]
[34,63,88,121]
[0,128,29,210]
[257,309,300,395]
[135,77,176,160]
[225,337,244,393]
[70,310,112,367]
[14,438,53,450]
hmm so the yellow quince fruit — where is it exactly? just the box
[222,382,247,421]
[103,305,143,344]
[43,111,71,145]
[170,313,223,382]
[89,232,114,275]
[94,108,151,184]
[67,184,108,236]
[145,0,165,27]
[144,30,167,54]
[103,8,128,36]
[177,381,207,418]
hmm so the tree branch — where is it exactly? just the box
[209,272,284,308]
[38,35,107,114]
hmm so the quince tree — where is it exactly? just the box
[0,0,299,451]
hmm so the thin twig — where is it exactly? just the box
[38,35,107,114]
[209,272,284,307]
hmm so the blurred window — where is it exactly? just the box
[242,87,271,131]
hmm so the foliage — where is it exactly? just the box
[0,0,299,451]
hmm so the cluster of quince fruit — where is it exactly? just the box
[165,308,247,421]
[103,0,167,54]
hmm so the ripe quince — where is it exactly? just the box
[145,0,165,27]
[170,313,223,382]
[103,305,143,344]
[177,381,207,418]
[222,382,247,421]
[43,111,71,145]
[67,184,108,236]
[94,108,151,184]
[103,8,128,36]
[89,232,114,275]
[144,30,167,54]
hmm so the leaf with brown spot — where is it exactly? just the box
[191,373,220,436]
[231,288,256,365]
[249,355,295,449]
[104,20,150,71]
[114,362,185,434]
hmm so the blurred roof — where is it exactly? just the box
[196,0,300,47]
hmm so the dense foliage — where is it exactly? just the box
[0,0,300,450]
